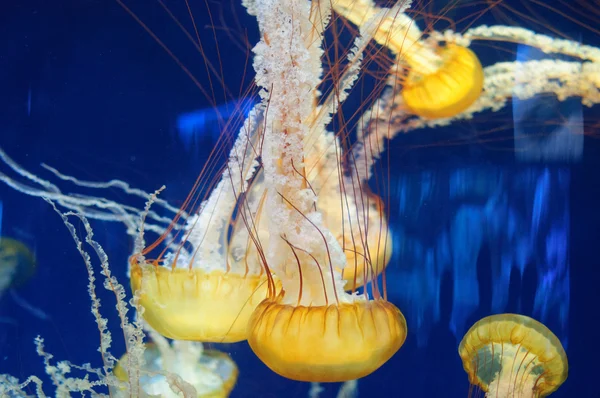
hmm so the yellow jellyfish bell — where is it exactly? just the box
[401,44,484,119]
[246,177,401,383]
[459,313,568,397]
[332,0,484,120]
[248,292,406,382]
[130,259,270,343]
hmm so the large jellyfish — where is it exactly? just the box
[459,313,568,397]
[238,0,408,383]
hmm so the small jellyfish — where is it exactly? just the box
[332,0,484,119]
[129,252,271,343]
[400,44,484,120]
[0,236,36,294]
[459,313,568,397]
[129,204,274,344]
[0,235,48,322]
[113,339,238,397]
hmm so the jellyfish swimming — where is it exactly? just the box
[400,44,484,119]
[306,135,393,292]
[129,114,275,343]
[0,236,36,294]
[238,0,408,383]
[0,226,49,322]
[1,0,598,395]
[112,334,238,397]
[332,0,484,120]
[331,193,393,291]
[459,313,568,397]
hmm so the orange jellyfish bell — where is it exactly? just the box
[459,313,568,397]
[337,196,392,291]
[331,0,484,120]
[401,44,484,119]
[239,0,408,381]
[248,292,406,382]
[246,177,404,381]
[245,146,403,382]
[0,236,36,290]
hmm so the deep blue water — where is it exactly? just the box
[1,0,599,397]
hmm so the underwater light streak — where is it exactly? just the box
[176,99,255,149]
[387,167,570,347]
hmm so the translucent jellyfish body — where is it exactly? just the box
[298,186,393,292]
[459,314,568,397]
[113,340,238,397]
[0,236,36,294]
[130,261,270,343]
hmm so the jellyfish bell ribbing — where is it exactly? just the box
[459,313,568,397]
[130,261,270,342]
[248,293,406,382]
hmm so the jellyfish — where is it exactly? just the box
[0,228,49,322]
[129,108,277,343]
[331,0,599,159]
[332,0,484,119]
[246,178,404,382]
[112,334,238,397]
[304,132,393,292]
[326,192,393,291]
[0,236,36,295]
[0,235,36,325]
[459,314,568,397]
[236,0,408,383]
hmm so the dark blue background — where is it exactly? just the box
[1,0,599,396]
